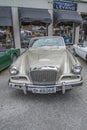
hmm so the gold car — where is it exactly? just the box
[8,36,83,94]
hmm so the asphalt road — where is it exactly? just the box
[0,57,87,130]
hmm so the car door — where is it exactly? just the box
[77,46,86,60]
[0,50,11,71]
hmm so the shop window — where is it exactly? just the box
[20,23,47,48]
[0,26,14,49]
[53,23,73,45]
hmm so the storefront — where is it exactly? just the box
[0,0,53,50]
[0,7,14,49]
[53,1,82,45]
[18,8,52,48]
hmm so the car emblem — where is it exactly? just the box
[42,79,46,82]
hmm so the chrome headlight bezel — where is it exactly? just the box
[72,65,82,74]
[9,66,19,75]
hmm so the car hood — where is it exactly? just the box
[29,47,66,68]
[13,47,78,75]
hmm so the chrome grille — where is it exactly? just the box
[30,69,57,85]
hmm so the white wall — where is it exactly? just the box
[12,7,21,48]
[77,3,87,13]
[48,7,53,36]
[75,26,79,44]
[0,0,53,9]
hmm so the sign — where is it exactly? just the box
[54,1,77,11]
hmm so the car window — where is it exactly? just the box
[29,37,65,48]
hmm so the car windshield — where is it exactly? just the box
[29,37,65,48]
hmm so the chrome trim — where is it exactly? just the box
[30,67,59,85]
[8,78,83,94]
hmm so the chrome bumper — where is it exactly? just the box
[8,78,83,94]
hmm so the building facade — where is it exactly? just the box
[53,0,84,45]
[53,0,87,45]
[0,0,53,50]
[0,0,87,50]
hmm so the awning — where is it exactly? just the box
[53,9,82,26]
[18,8,52,24]
[0,7,12,26]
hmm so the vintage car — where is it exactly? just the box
[73,40,87,61]
[8,36,83,94]
[0,47,20,71]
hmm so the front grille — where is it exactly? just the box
[30,69,57,85]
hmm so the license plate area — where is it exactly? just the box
[32,87,56,94]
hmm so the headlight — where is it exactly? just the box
[9,66,19,75]
[72,65,82,74]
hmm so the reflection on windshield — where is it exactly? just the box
[30,37,65,48]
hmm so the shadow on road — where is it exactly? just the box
[0,68,9,76]
[9,87,82,105]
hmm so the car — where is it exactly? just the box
[20,30,32,48]
[8,36,83,94]
[21,29,32,35]
[73,40,87,61]
[21,36,31,48]
[0,47,20,72]
[20,29,32,39]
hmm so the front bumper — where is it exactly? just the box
[8,78,83,94]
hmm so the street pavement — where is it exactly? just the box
[0,57,87,130]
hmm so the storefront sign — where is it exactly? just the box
[53,1,77,11]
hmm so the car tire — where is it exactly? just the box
[11,54,17,63]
